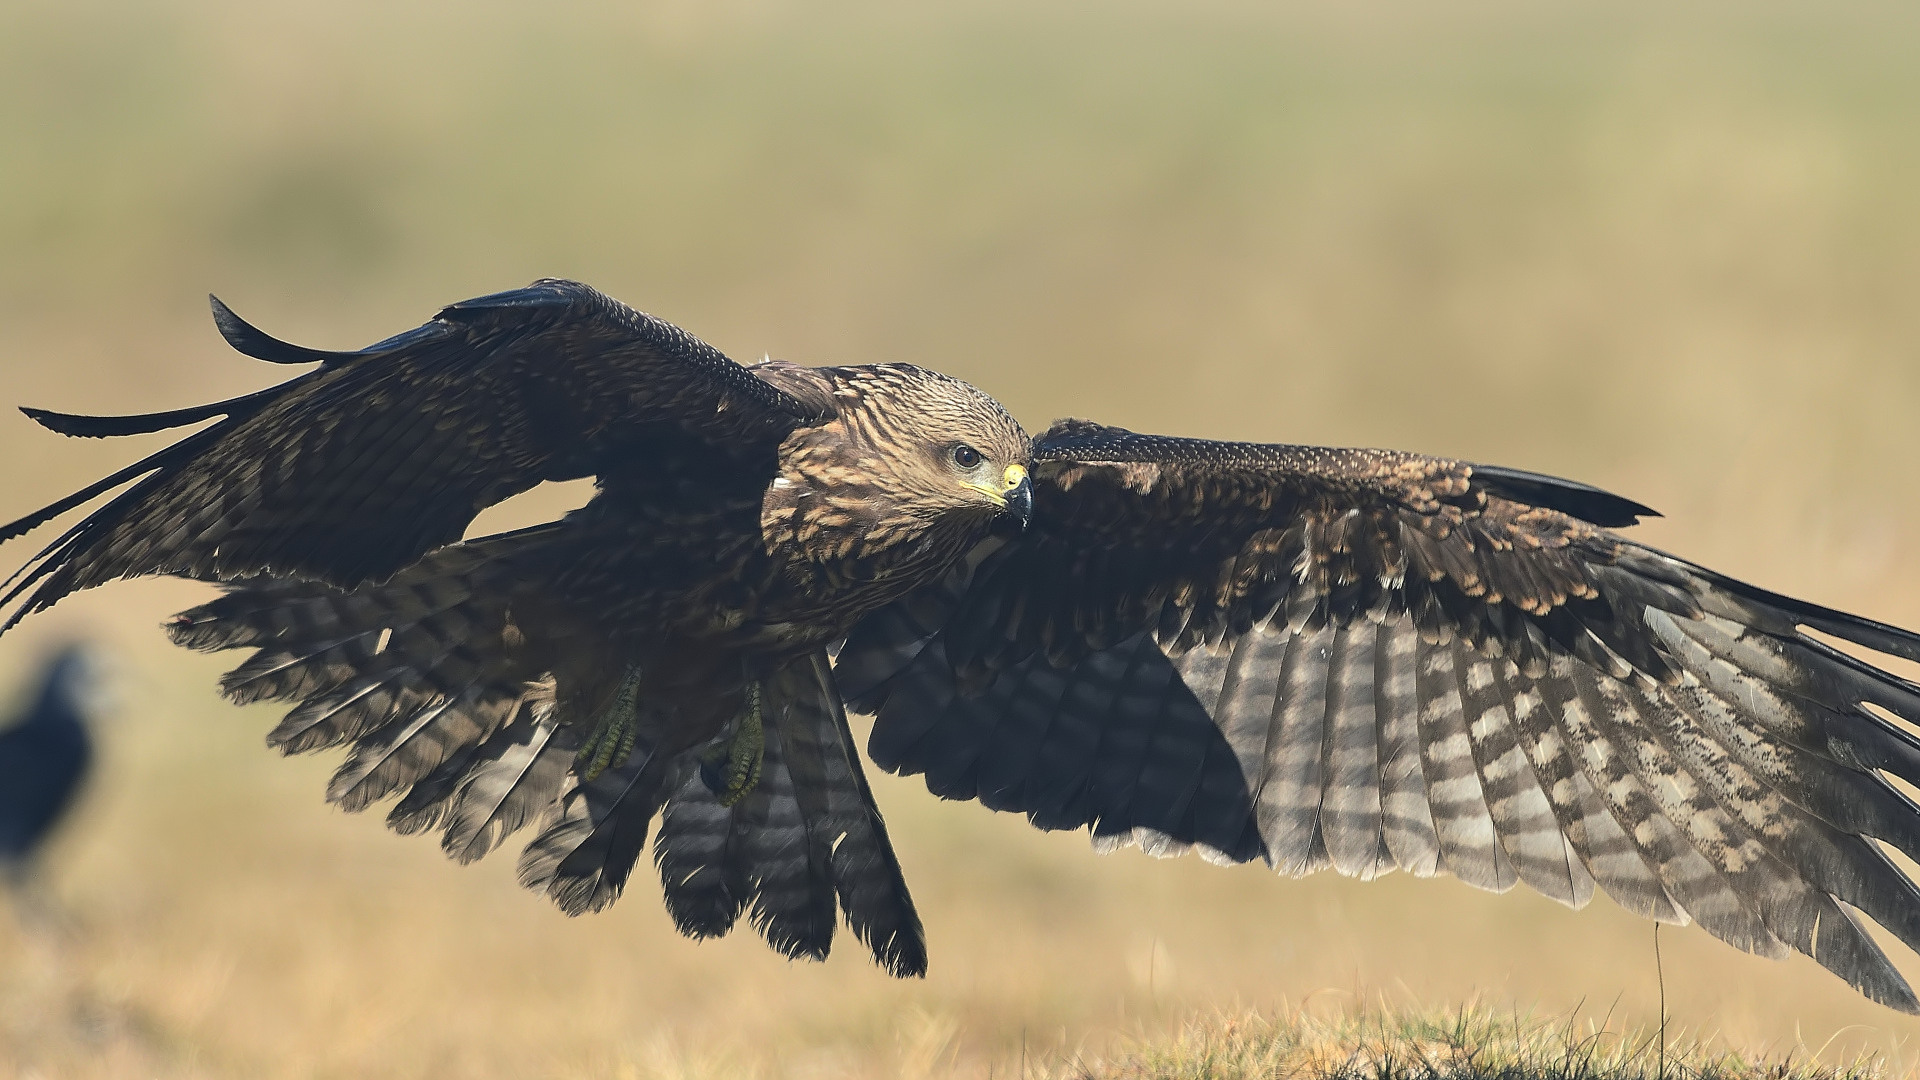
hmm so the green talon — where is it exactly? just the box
[578,665,643,781]
[718,680,764,808]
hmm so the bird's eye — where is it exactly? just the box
[950,444,983,470]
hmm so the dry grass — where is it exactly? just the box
[1056,1006,1884,1080]
[4,0,1920,1076]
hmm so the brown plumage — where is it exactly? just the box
[8,280,1920,1009]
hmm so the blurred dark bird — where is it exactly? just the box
[5,281,1920,1011]
[0,644,97,886]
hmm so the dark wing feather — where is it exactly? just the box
[1468,464,1659,528]
[842,419,1920,1012]
[652,653,926,976]
[0,279,830,629]
[170,552,926,974]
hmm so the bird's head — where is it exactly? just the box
[928,420,1033,533]
[764,365,1032,563]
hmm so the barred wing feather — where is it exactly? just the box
[841,419,1920,1011]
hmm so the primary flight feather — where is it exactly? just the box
[7,279,1920,1009]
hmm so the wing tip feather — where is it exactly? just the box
[210,294,336,365]
[1470,464,1659,527]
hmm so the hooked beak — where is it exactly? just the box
[1001,465,1033,532]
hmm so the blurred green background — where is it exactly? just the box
[5,0,1920,1076]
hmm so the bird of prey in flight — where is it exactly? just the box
[5,280,1920,1010]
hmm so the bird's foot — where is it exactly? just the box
[707,680,764,808]
[577,665,643,781]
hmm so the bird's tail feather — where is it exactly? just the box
[531,652,929,975]
[516,745,681,915]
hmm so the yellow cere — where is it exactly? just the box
[1003,464,1027,490]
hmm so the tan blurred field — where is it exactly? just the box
[5,0,1920,1076]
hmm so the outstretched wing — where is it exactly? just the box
[0,279,830,628]
[839,419,1920,1011]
